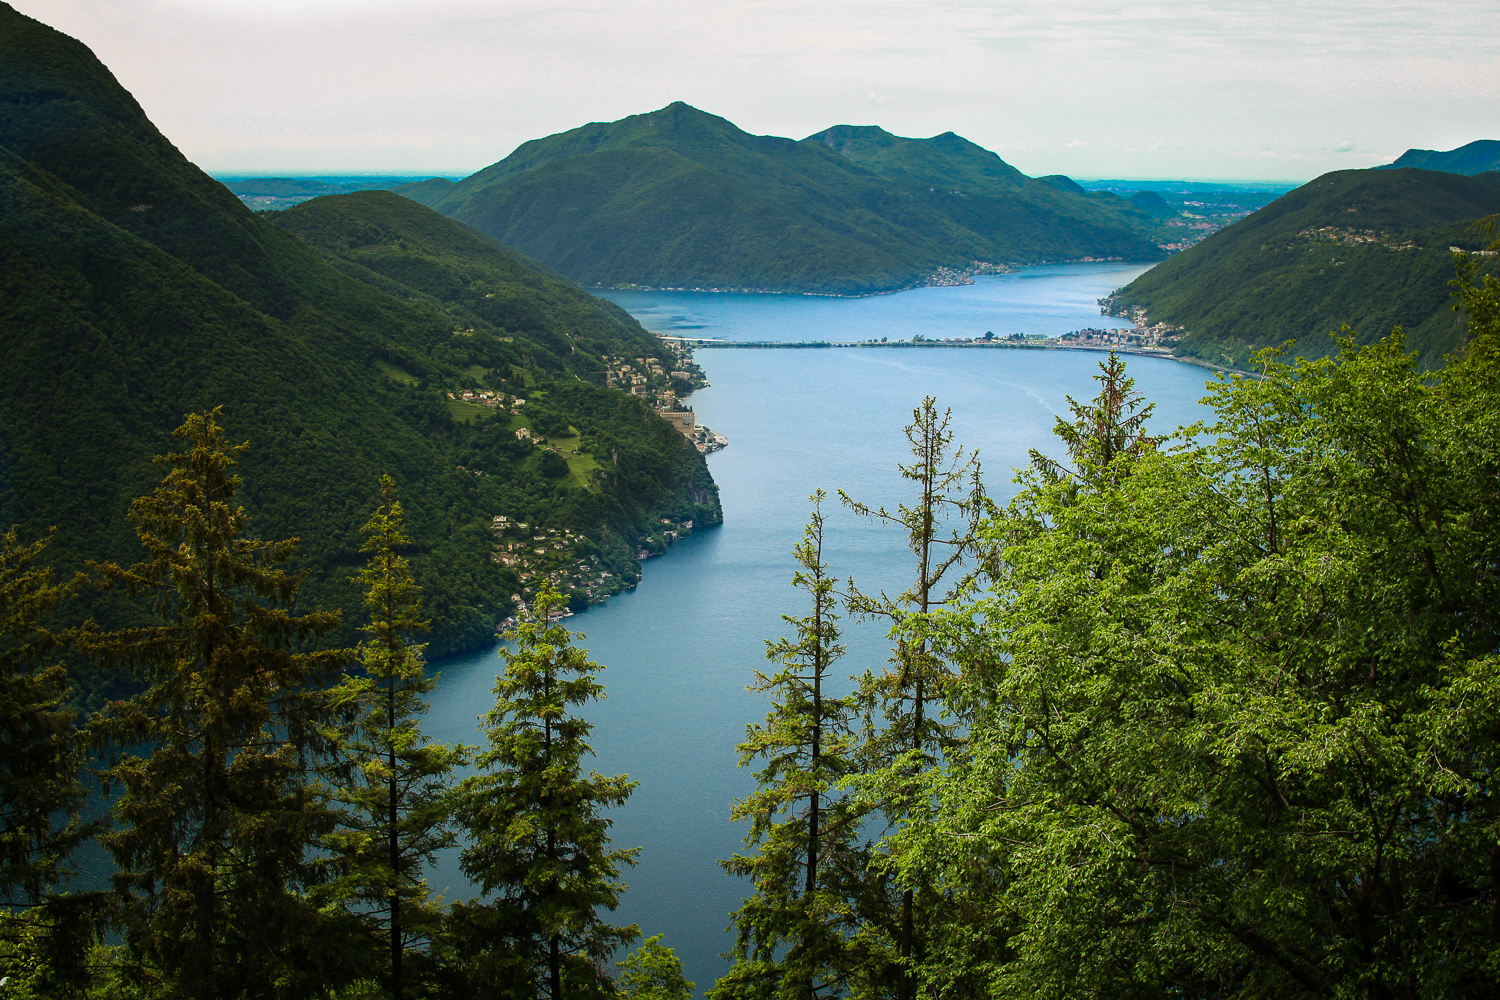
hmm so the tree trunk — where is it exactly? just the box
[390,672,402,1000]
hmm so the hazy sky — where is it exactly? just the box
[22,0,1499,182]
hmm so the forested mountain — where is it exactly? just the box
[396,102,1164,295]
[1105,167,1500,367]
[0,3,719,691]
[1380,139,1500,176]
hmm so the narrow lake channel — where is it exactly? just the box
[421,262,1219,993]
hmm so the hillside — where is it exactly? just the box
[1105,167,1500,368]
[1381,140,1500,176]
[397,103,1164,295]
[0,3,719,699]
[219,175,445,210]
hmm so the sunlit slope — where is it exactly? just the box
[1108,168,1500,368]
[399,102,1163,294]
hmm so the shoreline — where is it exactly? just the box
[666,337,1248,376]
[587,257,1164,300]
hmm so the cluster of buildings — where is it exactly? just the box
[1057,324,1181,349]
[604,348,703,410]
[1297,226,1417,251]
[490,516,621,610]
[448,389,526,413]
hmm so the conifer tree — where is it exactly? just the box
[1032,351,1157,483]
[325,475,468,1000]
[839,398,984,1000]
[0,528,97,985]
[85,408,356,998]
[453,583,639,1000]
[715,492,869,1000]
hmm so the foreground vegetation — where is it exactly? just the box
[711,253,1500,998]
[5,254,1496,998]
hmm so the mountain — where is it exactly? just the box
[266,190,663,368]
[1380,140,1500,177]
[1105,167,1500,368]
[0,3,719,697]
[397,103,1165,295]
[219,175,446,210]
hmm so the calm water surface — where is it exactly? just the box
[424,263,1217,992]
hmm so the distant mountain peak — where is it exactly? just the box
[1380,139,1500,177]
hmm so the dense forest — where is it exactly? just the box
[395,103,1166,295]
[1107,167,1500,368]
[4,250,1497,998]
[0,2,719,693]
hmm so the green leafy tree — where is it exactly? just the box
[617,934,694,1000]
[839,397,984,998]
[84,408,358,999]
[715,492,870,1000]
[894,307,1500,997]
[453,583,639,999]
[0,529,98,987]
[325,475,469,1000]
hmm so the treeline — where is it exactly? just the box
[713,256,1500,998]
[0,410,693,1000]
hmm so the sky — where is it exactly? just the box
[20,0,1499,182]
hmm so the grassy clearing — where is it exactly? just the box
[375,359,418,384]
[446,400,491,422]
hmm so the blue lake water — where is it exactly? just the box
[424,262,1218,993]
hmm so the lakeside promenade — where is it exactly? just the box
[656,334,1181,362]
[651,335,1245,374]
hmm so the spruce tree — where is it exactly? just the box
[715,492,869,1000]
[85,408,356,998]
[453,583,639,999]
[0,528,97,986]
[1032,351,1157,483]
[839,397,985,999]
[325,475,468,1000]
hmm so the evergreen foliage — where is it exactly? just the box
[324,476,469,1000]
[0,528,98,985]
[84,410,361,999]
[716,493,872,1000]
[453,584,639,999]
[839,399,986,999]
[1033,351,1157,480]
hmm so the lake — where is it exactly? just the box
[423,262,1218,993]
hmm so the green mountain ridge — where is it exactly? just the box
[0,3,719,699]
[397,102,1165,294]
[1380,139,1500,176]
[1106,167,1500,368]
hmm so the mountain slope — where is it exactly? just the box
[1381,140,1500,177]
[399,103,1164,294]
[267,190,665,367]
[1106,167,1500,368]
[0,4,719,691]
